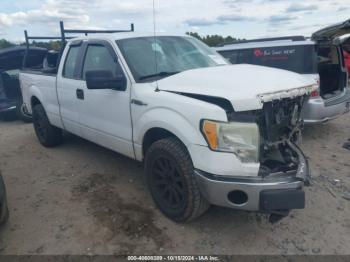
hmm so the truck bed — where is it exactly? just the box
[21,68,57,77]
[19,71,60,124]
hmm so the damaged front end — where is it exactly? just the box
[228,94,309,182]
[225,94,311,222]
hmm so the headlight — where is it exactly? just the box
[201,120,260,163]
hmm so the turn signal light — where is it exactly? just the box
[202,120,218,150]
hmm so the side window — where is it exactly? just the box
[82,45,124,80]
[63,46,80,79]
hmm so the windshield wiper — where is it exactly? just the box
[139,71,180,81]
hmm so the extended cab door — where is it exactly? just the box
[75,40,134,158]
[56,41,85,135]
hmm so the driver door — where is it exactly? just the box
[77,40,134,158]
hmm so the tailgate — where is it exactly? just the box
[312,19,350,42]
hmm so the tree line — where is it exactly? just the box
[186,32,244,47]
[0,39,61,50]
[0,32,243,50]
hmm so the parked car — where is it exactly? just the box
[0,173,9,225]
[215,19,350,124]
[20,23,317,222]
[0,46,47,122]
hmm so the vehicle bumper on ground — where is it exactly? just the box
[194,143,309,213]
[0,99,17,115]
[302,89,350,123]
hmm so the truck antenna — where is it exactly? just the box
[153,0,160,92]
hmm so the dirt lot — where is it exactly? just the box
[0,114,349,255]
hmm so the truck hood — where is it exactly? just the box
[156,64,316,111]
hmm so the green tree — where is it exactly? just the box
[186,32,243,47]
[0,39,15,49]
[25,40,61,50]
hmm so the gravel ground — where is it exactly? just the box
[0,114,349,255]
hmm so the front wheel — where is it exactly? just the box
[145,137,209,222]
[32,104,63,147]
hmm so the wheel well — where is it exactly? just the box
[142,128,177,157]
[31,96,41,108]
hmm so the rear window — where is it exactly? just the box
[63,46,80,79]
[219,45,318,74]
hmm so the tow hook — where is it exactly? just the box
[269,210,290,224]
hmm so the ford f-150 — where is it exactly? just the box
[20,29,317,222]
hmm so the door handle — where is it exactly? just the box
[76,89,84,100]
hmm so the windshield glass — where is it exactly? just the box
[117,36,228,82]
[219,45,318,74]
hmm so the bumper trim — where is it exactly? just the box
[260,189,305,211]
[302,89,350,123]
[194,143,309,212]
[195,170,304,211]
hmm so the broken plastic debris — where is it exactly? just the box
[257,84,318,103]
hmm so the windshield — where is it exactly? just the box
[219,45,318,74]
[117,36,228,82]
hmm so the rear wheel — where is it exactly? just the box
[0,175,9,225]
[32,104,63,147]
[145,137,209,222]
[16,98,32,123]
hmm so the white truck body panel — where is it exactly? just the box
[20,72,62,128]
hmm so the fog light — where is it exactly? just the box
[228,190,248,205]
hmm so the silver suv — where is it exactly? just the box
[215,19,350,124]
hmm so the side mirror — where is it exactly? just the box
[85,70,126,91]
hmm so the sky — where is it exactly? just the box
[0,0,349,42]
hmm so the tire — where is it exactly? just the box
[16,99,32,123]
[0,175,9,225]
[32,104,63,147]
[145,137,209,222]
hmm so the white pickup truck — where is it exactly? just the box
[20,32,317,222]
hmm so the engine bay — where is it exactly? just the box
[228,95,308,177]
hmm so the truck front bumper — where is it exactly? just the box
[194,143,309,213]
